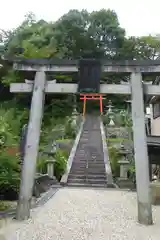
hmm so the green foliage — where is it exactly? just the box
[54,149,68,180]
[0,103,29,146]
[0,152,20,193]
[47,99,73,119]
[128,160,136,183]
[135,35,160,60]
[116,110,132,127]
[53,9,125,59]
[2,9,159,64]
[36,156,47,174]
[107,138,129,143]
[2,70,21,85]
[108,146,120,177]
[64,117,76,139]
[102,115,110,126]
[19,41,57,58]
[0,103,29,199]
[36,149,68,181]
[0,201,11,211]
[103,109,132,128]
[1,9,160,93]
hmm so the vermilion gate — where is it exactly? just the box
[80,93,105,115]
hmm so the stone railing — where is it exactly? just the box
[60,117,85,185]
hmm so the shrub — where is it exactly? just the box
[128,162,136,184]
[54,150,68,181]
[108,146,120,177]
[36,156,47,174]
[64,117,76,139]
[0,201,11,211]
[0,152,20,200]
[36,149,68,181]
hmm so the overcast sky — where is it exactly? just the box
[0,0,159,36]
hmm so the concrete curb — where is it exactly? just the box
[33,186,60,208]
[0,186,60,218]
[60,118,85,185]
[100,119,114,187]
[63,186,134,191]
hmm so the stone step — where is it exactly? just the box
[71,162,105,166]
[72,158,104,161]
[70,168,105,172]
[68,179,107,185]
[66,183,108,188]
[72,157,104,160]
[78,147,100,150]
[70,169,106,173]
[73,159,104,162]
[66,115,111,189]
[68,174,107,180]
[71,165,105,169]
[74,154,103,158]
[72,160,104,163]
[74,151,103,154]
[70,170,106,175]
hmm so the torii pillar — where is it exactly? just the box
[16,71,46,220]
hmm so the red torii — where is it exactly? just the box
[80,93,106,116]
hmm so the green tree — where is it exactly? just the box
[135,35,160,60]
[53,9,125,59]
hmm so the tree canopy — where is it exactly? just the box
[0,8,160,102]
[0,9,160,62]
[0,8,159,108]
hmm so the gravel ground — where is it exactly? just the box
[0,188,160,240]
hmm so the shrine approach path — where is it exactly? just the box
[1,187,160,240]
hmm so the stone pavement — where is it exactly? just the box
[1,188,160,240]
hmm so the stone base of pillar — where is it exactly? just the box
[46,159,56,178]
[118,160,129,179]
[117,178,133,189]
[150,182,160,205]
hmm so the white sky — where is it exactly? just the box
[0,0,160,36]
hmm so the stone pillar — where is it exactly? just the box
[131,72,152,225]
[71,105,78,131]
[46,159,56,178]
[118,160,129,179]
[16,71,46,221]
[71,114,77,128]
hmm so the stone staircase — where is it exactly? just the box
[67,115,108,187]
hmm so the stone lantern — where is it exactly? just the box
[118,144,130,180]
[108,115,115,126]
[106,100,115,126]
[71,94,78,128]
[125,99,132,113]
[45,141,57,181]
[106,100,113,115]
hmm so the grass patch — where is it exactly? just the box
[0,201,11,211]
[107,138,130,143]
[56,138,72,143]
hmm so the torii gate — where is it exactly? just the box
[80,93,106,115]
[9,58,160,224]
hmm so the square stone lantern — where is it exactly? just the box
[118,144,130,180]
[46,159,56,178]
[45,141,58,184]
[71,103,78,128]
[118,159,129,179]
